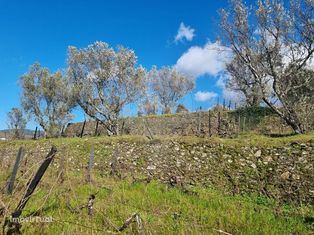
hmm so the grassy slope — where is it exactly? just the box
[0,134,313,234]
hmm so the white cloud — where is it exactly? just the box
[195,91,218,102]
[175,41,232,78]
[175,22,195,43]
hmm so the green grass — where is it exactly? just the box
[1,177,313,235]
[2,131,313,148]
[0,134,313,234]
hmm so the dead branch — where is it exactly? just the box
[118,213,143,233]
[213,228,233,235]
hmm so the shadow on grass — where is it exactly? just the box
[266,133,297,138]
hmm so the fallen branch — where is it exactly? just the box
[118,213,143,233]
[67,194,96,216]
[80,194,95,216]
[213,228,233,235]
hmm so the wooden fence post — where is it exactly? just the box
[208,110,212,137]
[238,114,241,133]
[33,127,38,140]
[80,120,86,138]
[59,148,65,184]
[7,147,24,194]
[94,120,99,136]
[198,109,201,135]
[86,146,94,183]
[4,146,57,235]
[217,111,221,135]
[60,126,65,137]
[234,115,238,134]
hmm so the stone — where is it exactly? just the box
[264,156,273,162]
[254,150,262,157]
[251,163,257,169]
[292,174,300,180]
[280,171,290,180]
[223,154,231,159]
[147,165,156,170]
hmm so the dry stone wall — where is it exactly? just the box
[1,138,312,204]
[65,110,242,137]
[105,140,314,204]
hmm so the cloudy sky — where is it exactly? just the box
[0,0,259,129]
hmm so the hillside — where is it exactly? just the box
[0,129,35,139]
[0,134,313,234]
[65,107,297,138]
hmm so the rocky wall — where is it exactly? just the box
[104,140,314,204]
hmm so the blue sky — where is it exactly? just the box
[0,0,255,130]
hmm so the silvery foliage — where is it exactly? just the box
[150,66,195,114]
[220,0,314,133]
[7,107,27,139]
[21,63,76,137]
[67,41,147,135]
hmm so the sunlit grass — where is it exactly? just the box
[0,134,313,234]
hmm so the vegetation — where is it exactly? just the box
[2,0,309,139]
[2,179,314,234]
[1,1,313,234]
[20,63,76,138]
[67,42,148,136]
[150,66,194,114]
[220,0,314,134]
[6,108,27,139]
[0,134,313,234]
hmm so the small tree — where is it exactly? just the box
[176,104,189,113]
[138,96,158,116]
[20,63,76,137]
[220,0,314,133]
[7,108,27,139]
[67,41,147,135]
[150,66,194,114]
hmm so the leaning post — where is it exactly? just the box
[7,147,24,194]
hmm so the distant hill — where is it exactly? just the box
[0,129,35,138]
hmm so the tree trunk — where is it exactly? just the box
[262,98,304,134]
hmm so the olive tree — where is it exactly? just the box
[283,65,314,130]
[7,107,27,139]
[220,0,314,133]
[67,41,147,135]
[226,55,263,107]
[138,96,158,116]
[150,66,194,114]
[21,63,76,137]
